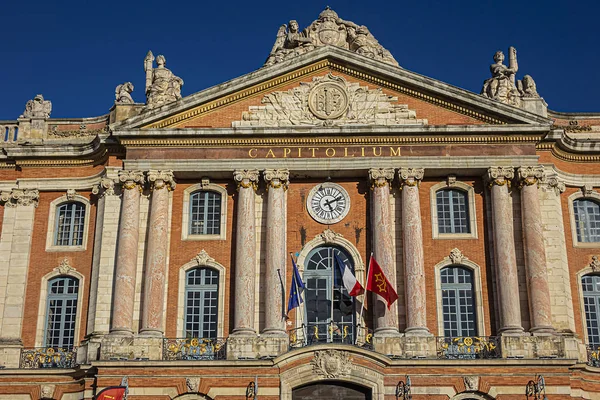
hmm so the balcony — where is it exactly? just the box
[288,323,374,351]
[19,347,77,369]
[587,345,600,367]
[163,337,227,361]
[436,336,501,359]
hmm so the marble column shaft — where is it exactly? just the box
[232,169,259,335]
[368,168,399,334]
[110,170,144,336]
[141,171,175,336]
[263,169,289,335]
[518,166,554,334]
[487,167,524,334]
[399,168,430,336]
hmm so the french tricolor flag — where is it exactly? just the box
[335,254,364,296]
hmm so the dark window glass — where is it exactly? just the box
[189,191,221,235]
[574,199,600,243]
[55,202,86,246]
[45,277,79,349]
[436,189,470,234]
[583,275,600,346]
[441,267,476,337]
[185,268,219,338]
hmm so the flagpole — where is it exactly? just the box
[358,252,373,330]
[330,249,335,343]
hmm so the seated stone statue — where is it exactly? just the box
[115,82,134,104]
[145,54,184,109]
[481,49,521,106]
[266,20,315,66]
[517,75,540,98]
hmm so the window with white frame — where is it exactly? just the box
[436,189,470,234]
[189,191,221,236]
[573,199,600,243]
[582,275,600,347]
[441,266,476,337]
[54,202,86,246]
[184,267,219,338]
[45,277,79,348]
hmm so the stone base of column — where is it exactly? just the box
[530,326,556,336]
[99,335,162,361]
[226,334,259,360]
[0,341,23,368]
[404,326,433,337]
[138,328,163,337]
[261,329,287,337]
[107,328,134,337]
[501,335,571,359]
[78,335,103,364]
[498,325,526,336]
[372,334,402,356]
[403,335,437,358]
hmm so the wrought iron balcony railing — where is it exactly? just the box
[163,337,227,361]
[587,345,600,367]
[436,336,501,359]
[20,347,77,369]
[288,323,374,350]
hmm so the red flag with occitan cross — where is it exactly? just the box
[366,256,398,310]
[96,386,126,400]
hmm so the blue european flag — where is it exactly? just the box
[287,255,306,314]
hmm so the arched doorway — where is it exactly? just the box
[293,381,371,400]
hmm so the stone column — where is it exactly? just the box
[110,170,145,336]
[232,169,259,336]
[140,171,175,336]
[399,168,430,336]
[262,169,289,336]
[368,168,399,335]
[517,166,555,335]
[486,167,524,335]
[0,189,38,368]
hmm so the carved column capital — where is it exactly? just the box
[147,170,176,191]
[517,166,544,188]
[118,170,145,191]
[234,169,260,191]
[263,169,289,190]
[92,177,117,198]
[368,168,395,188]
[398,168,424,188]
[486,166,514,188]
[0,189,39,208]
[538,173,566,196]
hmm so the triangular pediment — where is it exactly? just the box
[113,46,552,132]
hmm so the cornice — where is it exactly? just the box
[2,137,109,167]
[536,130,600,163]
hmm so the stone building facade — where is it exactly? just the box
[2,7,600,400]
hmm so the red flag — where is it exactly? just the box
[96,387,126,400]
[366,256,398,310]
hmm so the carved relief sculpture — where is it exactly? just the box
[265,7,399,67]
[144,51,184,110]
[481,47,521,107]
[115,82,135,104]
[517,75,540,98]
[311,349,351,378]
[20,94,52,118]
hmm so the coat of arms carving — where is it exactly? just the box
[311,349,351,378]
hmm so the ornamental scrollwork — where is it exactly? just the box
[398,168,424,188]
[517,166,544,188]
[311,349,351,379]
[0,189,40,208]
[194,250,216,266]
[147,170,176,191]
[55,258,76,275]
[368,168,394,189]
[233,169,260,192]
[92,177,117,197]
[118,170,145,191]
[263,169,289,191]
[448,248,467,264]
[486,166,514,188]
[319,228,344,244]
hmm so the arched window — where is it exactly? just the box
[304,246,354,343]
[184,268,219,338]
[54,202,86,246]
[189,191,221,236]
[573,199,600,243]
[441,266,476,337]
[436,189,470,234]
[582,275,600,346]
[45,277,79,348]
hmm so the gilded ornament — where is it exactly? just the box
[368,168,394,189]
[233,169,259,192]
[398,168,424,188]
[263,169,290,191]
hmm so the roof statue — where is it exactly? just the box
[20,94,52,119]
[144,51,184,110]
[265,7,399,67]
[481,47,542,108]
[115,82,134,104]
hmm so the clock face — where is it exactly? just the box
[307,183,351,224]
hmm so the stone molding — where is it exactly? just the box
[263,169,289,190]
[319,228,343,244]
[398,167,424,187]
[368,168,394,188]
[539,172,566,195]
[311,349,351,379]
[118,170,145,190]
[194,249,215,266]
[92,177,117,197]
[55,258,76,275]
[147,170,176,191]
[233,169,260,191]
[486,166,514,187]
[0,189,40,208]
[517,166,544,187]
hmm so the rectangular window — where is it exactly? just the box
[189,192,221,235]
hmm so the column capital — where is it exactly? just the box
[398,168,424,188]
[118,170,145,190]
[234,169,259,191]
[92,177,116,198]
[263,169,289,190]
[147,170,176,191]
[517,166,544,188]
[486,166,514,188]
[368,168,395,188]
[0,189,39,208]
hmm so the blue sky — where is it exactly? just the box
[1,0,598,119]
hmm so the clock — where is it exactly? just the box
[307,182,350,224]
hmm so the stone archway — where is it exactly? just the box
[293,381,372,400]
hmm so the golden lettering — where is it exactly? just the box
[325,148,336,157]
[308,147,319,157]
[283,148,291,158]
[298,148,302,158]
[361,147,365,157]
[373,147,382,157]
[390,147,401,157]
[249,148,258,158]
[265,149,276,158]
